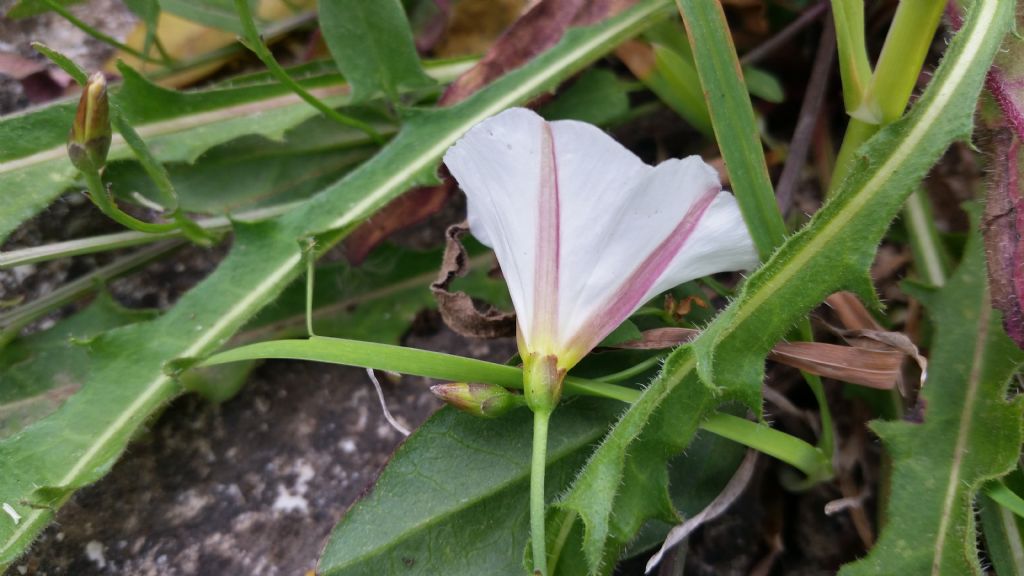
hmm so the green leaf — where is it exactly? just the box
[742,66,784,104]
[840,212,1024,575]
[539,68,631,125]
[675,0,786,258]
[104,119,379,214]
[0,2,673,566]
[0,293,155,437]
[0,293,156,406]
[159,0,260,34]
[318,398,621,575]
[0,59,469,243]
[319,0,435,103]
[979,470,1024,576]
[555,0,1011,570]
[121,0,160,31]
[5,0,83,18]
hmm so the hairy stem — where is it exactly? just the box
[531,408,553,576]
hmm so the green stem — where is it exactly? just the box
[598,353,666,383]
[305,239,316,337]
[830,0,873,112]
[904,188,950,286]
[530,409,552,576]
[795,322,835,459]
[0,202,299,269]
[830,117,877,193]
[0,241,182,347]
[83,169,179,234]
[233,0,384,143]
[831,0,946,190]
[860,0,946,124]
[702,412,831,481]
[39,0,166,65]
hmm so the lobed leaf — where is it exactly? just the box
[840,211,1024,575]
[319,0,435,104]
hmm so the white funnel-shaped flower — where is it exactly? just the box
[444,107,758,375]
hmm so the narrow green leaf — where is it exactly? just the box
[830,0,873,112]
[840,212,1024,575]
[556,0,1011,569]
[319,0,435,103]
[0,2,672,566]
[158,0,260,34]
[675,0,786,258]
[207,337,524,390]
[0,59,469,243]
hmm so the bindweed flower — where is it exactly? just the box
[67,72,111,173]
[444,107,758,412]
[430,382,526,418]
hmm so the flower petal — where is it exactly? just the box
[443,108,546,346]
[445,107,758,367]
[444,108,648,352]
[556,156,758,364]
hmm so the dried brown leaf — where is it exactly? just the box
[616,326,912,390]
[430,223,516,339]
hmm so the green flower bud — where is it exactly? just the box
[67,72,111,172]
[430,383,525,418]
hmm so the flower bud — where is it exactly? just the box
[67,72,111,172]
[430,383,525,418]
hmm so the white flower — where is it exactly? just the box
[443,107,757,406]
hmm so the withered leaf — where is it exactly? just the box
[431,223,516,339]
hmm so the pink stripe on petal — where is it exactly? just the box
[565,187,720,364]
[532,121,561,349]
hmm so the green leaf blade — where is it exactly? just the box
[840,213,1024,575]
[319,0,435,103]
[318,399,621,576]
[675,0,786,258]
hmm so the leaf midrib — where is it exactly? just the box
[931,291,991,574]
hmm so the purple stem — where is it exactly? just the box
[776,12,836,215]
[740,1,830,66]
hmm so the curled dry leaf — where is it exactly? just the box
[430,223,516,339]
[645,450,759,573]
[344,0,640,262]
[616,326,919,390]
